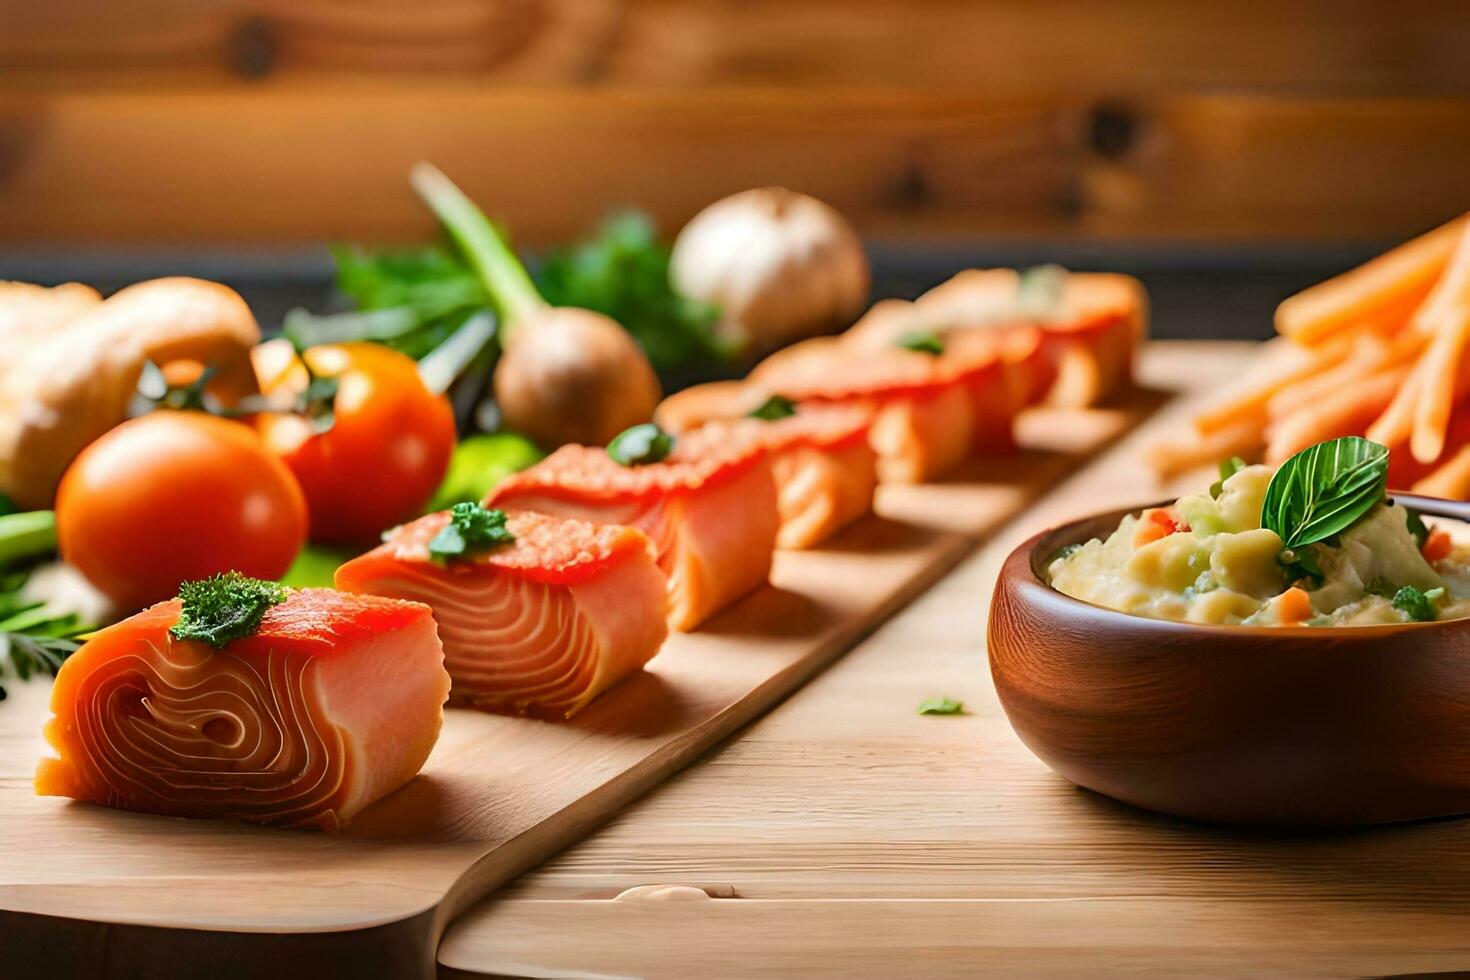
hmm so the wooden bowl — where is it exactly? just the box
[989,504,1470,827]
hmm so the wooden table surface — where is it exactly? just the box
[439,342,1470,979]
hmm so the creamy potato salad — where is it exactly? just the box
[1049,462,1470,627]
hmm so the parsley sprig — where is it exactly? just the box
[428,503,516,561]
[170,572,288,648]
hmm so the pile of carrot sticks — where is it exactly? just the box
[1151,213,1470,495]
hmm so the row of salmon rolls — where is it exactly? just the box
[36,269,1145,830]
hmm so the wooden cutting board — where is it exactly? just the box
[438,340,1470,980]
[0,344,1202,980]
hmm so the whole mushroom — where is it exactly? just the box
[412,163,661,449]
[670,187,870,354]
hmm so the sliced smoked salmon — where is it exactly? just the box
[487,427,778,630]
[656,390,875,549]
[335,506,668,719]
[35,584,449,830]
[748,336,984,483]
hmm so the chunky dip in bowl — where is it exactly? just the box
[1048,439,1465,627]
[988,436,1470,826]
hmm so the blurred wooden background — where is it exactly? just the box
[1,0,1468,247]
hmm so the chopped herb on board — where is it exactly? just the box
[917,696,964,716]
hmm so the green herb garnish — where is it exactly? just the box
[608,423,674,466]
[917,696,964,716]
[1210,456,1248,499]
[896,331,945,356]
[1278,546,1325,588]
[169,572,288,648]
[536,212,728,371]
[1404,506,1430,548]
[1017,264,1068,319]
[1261,437,1389,550]
[748,394,798,421]
[1392,585,1441,623]
[428,502,516,561]
[1051,542,1083,563]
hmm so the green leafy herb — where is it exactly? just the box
[169,572,288,648]
[535,212,727,373]
[608,423,675,466]
[1016,264,1069,319]
[427,503,515,561]
[1278,546,1325,588]
[1051,542,1084,563]
[896,331,945,356]
[1261,437,1389,550]
[748,394,798,421]
[291,244,488,360]
[1210,456,1249,499]
[0,632,82,701]
[1404,506,1430,548]
[917,696,964,716]
[1392,585,1441,623]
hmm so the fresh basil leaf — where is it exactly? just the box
[608,423,674,466]
[1261,437,1389,549]
[1210,456,1249,499]
[917,696,964,716]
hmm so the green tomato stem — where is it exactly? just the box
[409,162,547,337]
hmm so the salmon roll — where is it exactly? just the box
[913,267,1146,407]
[488,425,779,631]
[336,504,668,719]
[35,577,449,831]
[749,336,979,484]
[658,388,875,550]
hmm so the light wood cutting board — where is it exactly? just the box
[0,346,1184,980]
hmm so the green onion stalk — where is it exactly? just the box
[409,163,661,449]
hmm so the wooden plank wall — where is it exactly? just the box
[1,0,1468,246]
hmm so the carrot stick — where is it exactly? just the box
[1367,346,1435,448]
[1147,415,1265,477]
[1264,367,1406,464]
[1412,444,1470,499]
[1410,315,1470,463]
[1265,331,1417,421]
[1275,214,1466,347]
[1191,337,1350,435]
[1409,222,1470,463]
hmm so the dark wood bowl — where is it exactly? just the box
[989,503,1470,827]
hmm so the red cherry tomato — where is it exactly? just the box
[57,411,308,611]
[255,342,456,546]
